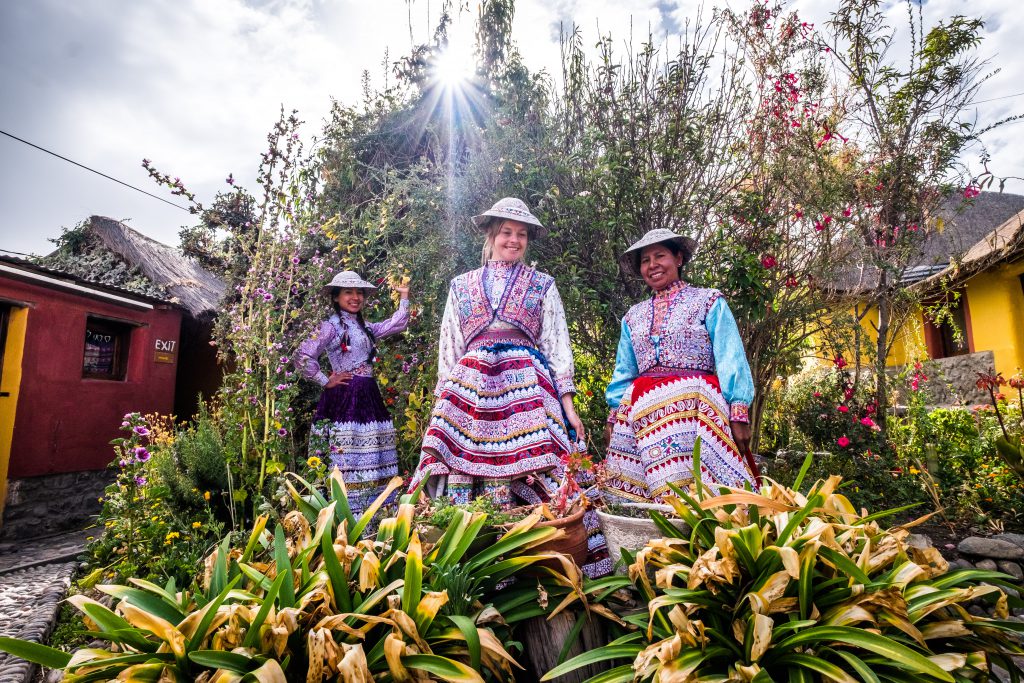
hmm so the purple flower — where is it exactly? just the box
[118,459,129,468]
[291,256,300,265]
[134,476,147,486]
[133,426,149,436]
[402,362,411,374]
[263,292,273,301]
[135,447,150,462]
[276,384,288,391]
[278,428,288,436]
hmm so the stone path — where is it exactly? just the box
[0,530,88,683]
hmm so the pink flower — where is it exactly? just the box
[842,207,852,218]
[813,391,822,398]
[833,356,847,369]
[838,405,849,413]
[860,417,875,427]
[963,186,980,200]
[837,436,851,448]
[761,255,777,269]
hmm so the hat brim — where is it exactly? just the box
[321,282,377,295]
[472,212,549,238]
[620,235,698,275]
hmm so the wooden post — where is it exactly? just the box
[521,609,608,682]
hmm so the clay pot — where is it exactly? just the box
[597,503,690,572]
[532,507,589,568]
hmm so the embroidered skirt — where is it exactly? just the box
[308,375,399,516]
[410,343,570,505]
[602,372,757,505]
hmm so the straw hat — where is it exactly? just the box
[321,270,377,294]
[620,228,698,274]
[472,197,547,238]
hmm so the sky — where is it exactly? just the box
[1,0,1022,257]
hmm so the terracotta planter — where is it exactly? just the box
[532,508,589,568]
[597,503,690,572]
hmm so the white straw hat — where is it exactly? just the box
[621,228,698,274]
[321,270,377,294]
[472,197,547,237]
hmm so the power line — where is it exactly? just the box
[0,129,192,212]
[971,90,1024,105]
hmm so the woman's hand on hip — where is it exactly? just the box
[730,420,752,459]
[326,371,353,389]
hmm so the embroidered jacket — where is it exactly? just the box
[296,299,410,386]
[436,260,576,396]
[605,281,754,422]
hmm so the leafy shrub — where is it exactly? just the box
[6,474,589,681]
[550,457,1024,681]
[86,414,224,585]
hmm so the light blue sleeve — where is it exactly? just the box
[605,319,639,411]
[707,296,754,423]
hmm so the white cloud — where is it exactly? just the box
[1,0,1021,256]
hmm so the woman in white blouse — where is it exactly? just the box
[409,197,585,507]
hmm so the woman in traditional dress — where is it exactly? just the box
[602,228,758,504]
[296,271,410,515]
[409,197,586,507]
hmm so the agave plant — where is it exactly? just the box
[1,471,588,682]
[549,450,1024,682]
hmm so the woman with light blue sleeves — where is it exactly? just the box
[601,228,759,504]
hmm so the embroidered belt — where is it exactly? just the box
[640,366,715,380]
[467,329,535,351]
[348,362,374,377]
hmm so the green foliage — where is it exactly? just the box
[552,459,1024,681]
[86,414,225,586]
[13,474,589,681]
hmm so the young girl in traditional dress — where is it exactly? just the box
[409,198,586,507]
[296,271,410,515]
[602,228,758,504]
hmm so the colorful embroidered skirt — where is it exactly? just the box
[410,343,571,505]
[602,373,757,505]
[308,375,399,516]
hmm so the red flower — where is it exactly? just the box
[860,417,875,427]
[785,275,799,287]
[842,207,852,218]
[838,405,849,413]
[761,255,777,269]
[813,391,822,398]
[833,356,847,369]
[837,436,851,448]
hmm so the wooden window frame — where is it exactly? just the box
[82,316,133,381]
[922,289,974,360]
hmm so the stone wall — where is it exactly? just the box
[917,351,995,406]
[0,470,112,541]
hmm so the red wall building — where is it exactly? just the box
[0,257,182,527]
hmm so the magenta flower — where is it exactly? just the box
[837,405,849,413]
[278,428,288,436]
[134,447,150,462]
[963,186,980,200]
[133,426,149,436]
[860,417,875,427]
[837,436,851,448]
[833,356,847,369]
[761,255,777,269]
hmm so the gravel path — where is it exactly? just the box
[0,562,76,683]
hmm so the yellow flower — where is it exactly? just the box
[909,467,920,475]
[151,516,159,522]
[165,531,180,541]
[192,522,202,529]
[204,491,211,501]
[307,456,322,469]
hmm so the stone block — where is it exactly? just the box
[958,536,1024,560]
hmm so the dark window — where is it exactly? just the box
[0,304,10,391]
[924,291,970,359]
[83,317,132,380]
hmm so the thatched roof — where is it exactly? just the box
[85,216,225,316]
[0,254,172,307]
[831,191,1024,294]
[917,206,1024,289]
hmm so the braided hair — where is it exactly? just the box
[330,287,377,362]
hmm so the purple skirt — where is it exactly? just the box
[313,376,392,423]
[308,376,398,516]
